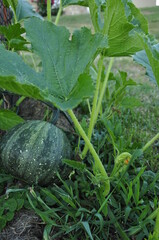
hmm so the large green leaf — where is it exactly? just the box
[133,41,159,85]
[62,0,88,7]
[16,0,42,21]
[0,45,43,89]
[0,18,108,110]
[24,18,100,97]
[0,75,45,101]
[3,0,42,21]
[0,109,24,130]
[62,0,148,56]
[128,2,148,33]
[52,73,94,110]
[63,0,147,56]
[102,0,148,56]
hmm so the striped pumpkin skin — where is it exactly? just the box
[0,120,72,186]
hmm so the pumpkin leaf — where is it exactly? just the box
[16,0,42,21]
[103,0,148,56]
[0,18,108,110]
[127,2,148,33]
[52,73,94,110]
[0,109,24,131]
[62,0,88,7]
[0,75,46,102]
[133,41,159,85]
[24,18,107,98]
[0,23,28,51]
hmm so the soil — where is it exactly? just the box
[0,93,74,133]
[0,209,43,240]
[19,98,74,133]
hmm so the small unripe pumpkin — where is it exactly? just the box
[0,120,72,186]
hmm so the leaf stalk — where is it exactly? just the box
[67,109,110,196]
[142,133,159,152]
[47,0,52,22]
[82,56,104,157]
[82,57,114,158]
[55,0,62,25]
[88,0,100,32]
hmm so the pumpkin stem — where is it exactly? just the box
[82,57,114,158]
[47,0,51,22]
[55,0,63,25]
[67,109,110,197]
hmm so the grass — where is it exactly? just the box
[141,7,159,40]
[52,13,92,32]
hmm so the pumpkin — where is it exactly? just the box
[0,120,72,186]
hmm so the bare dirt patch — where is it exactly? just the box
[0,209,43,240]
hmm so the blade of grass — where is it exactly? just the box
[82,221,94,240]
[108,207,130,240]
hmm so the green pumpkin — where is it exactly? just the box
[0,120,72,186]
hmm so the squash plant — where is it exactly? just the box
[0,0,159,215]
[0,0,42,131]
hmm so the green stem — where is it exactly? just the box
[67,109,110,196]
[87,99,92,116]
[15,96,26,107]
[0,99,3,106]
[55,0,62,25]
[142,133,159,152]
[12,9,17,24]
[7,1,18,23]
[82,56,104,158]
[95,58,114,122]
[153,207,159,238]
[47,0,52,22]
[88,0,99,32]
[82,57,114,158]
